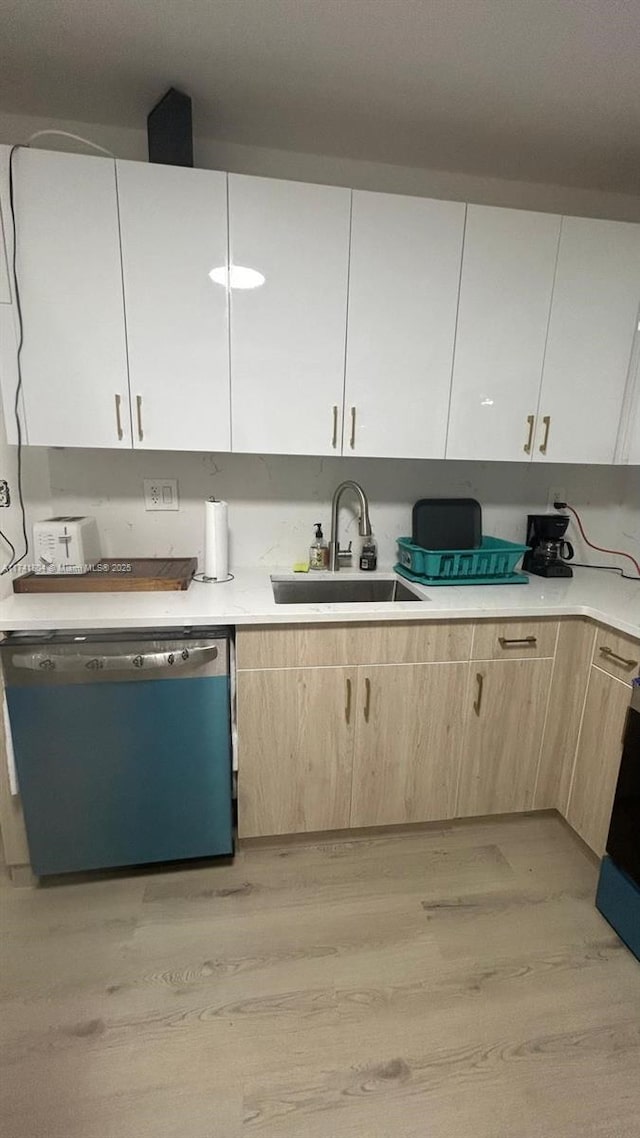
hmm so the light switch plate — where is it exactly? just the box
[143,478,179,511]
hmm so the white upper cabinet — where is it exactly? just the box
[0,148,18,443]
[229,174,351,456]
[0,224,10,304]
[344,191,465,459]
[446,205,561,462]
[117,161,230,452]
[0,300,21,443]
[534,217,640,464]
[0,161,10,304]
[1,146,639,466]
[617,328,640,464]
[629,416,640,464]
[8,148,131,448]
[628,359,640,464]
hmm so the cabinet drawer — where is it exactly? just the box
[593,627,640,684]
[236,621,473,669]
[471,620,557,660]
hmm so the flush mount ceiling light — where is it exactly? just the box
[209,265,265,289]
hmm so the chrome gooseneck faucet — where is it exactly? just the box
[328,480,372,571]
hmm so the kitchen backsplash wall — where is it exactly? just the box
[617,482,640,564]
[45,448,639,572]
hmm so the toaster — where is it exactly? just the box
[32,516,101,574]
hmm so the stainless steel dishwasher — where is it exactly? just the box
[2,627,234,876]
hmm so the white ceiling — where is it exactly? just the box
[1,0,639,192]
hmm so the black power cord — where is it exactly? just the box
[571,563,640,582]
[0,144,28,575]
[554,500,640,583]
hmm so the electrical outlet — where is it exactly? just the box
[547,486,566,511]
[0,480,10,508]
[143,478,179,511]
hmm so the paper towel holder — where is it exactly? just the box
[194,496,234,584]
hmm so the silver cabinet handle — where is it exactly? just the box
[364,676,371,722]
[332,405,338,449]
[524,414,535,454]
[115,393,124,441]
[473,672,484,717]
[539,414,551,454]
[136,395,144,442]
[350,406,356,450]
[345,676,352,723]
[599,646,639,671]
[499,636,537,648]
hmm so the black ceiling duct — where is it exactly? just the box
[147,87,193,167]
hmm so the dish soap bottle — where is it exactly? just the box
[309,523,328,570]
[359,535,378,571]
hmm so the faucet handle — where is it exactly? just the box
[337,541,353,566]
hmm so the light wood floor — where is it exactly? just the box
[2,814,640,1138]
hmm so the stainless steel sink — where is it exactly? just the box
[271,576,426,604]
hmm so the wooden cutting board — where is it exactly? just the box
[13,557,198,593]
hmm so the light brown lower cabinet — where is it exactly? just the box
[233,619,637,847]
[565,665,632,856]
[533,619,596,812]
[350,662,468,828]
[237,666,356,838]
[238,661,469,837]
[456,658,554,817]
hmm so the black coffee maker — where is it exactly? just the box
[523,514,574,578]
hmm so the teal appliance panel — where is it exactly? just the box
[2,628,233,875]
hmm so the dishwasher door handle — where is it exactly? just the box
[11,644,219,673]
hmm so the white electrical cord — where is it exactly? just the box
[25,129,116,158]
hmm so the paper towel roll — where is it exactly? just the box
[204,498,229,581]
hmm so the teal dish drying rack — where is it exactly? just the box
[395,536,529,586]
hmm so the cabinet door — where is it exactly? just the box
[535,216,640,464]
[344,191,464,459]
[237,667,356,838]
[0,225,9,304]
[350,663,467,828]
[10,148,131,448]
[565,667,631,855]
[629,405,640,465]
[620,346,640,464]
[0,150,18,440]
[457,658,553,817]
[229,174,351,456]
[0,304,20,442]
[117,161,230,452]
[534,619,595,813]
[446,205,560,461]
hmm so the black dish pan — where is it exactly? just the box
[412,498,482,551]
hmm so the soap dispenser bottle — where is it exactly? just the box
[359,534,378,571]
[309,523,328,570]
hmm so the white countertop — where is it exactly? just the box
[0,566,638,638]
